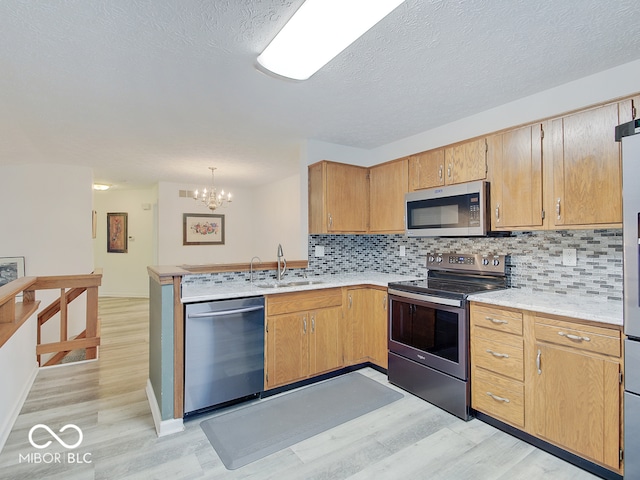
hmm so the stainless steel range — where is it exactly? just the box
[387,253,507,420]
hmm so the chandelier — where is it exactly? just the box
[193,167,232,211]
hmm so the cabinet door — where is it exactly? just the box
[369,159,408,233]
[366,289,388,368]
[265,313,309,389]
[490,125,543,229]
[445,138,487,185]
[532,343,621,470]
[344,289,369,365]
[409,149,445,190]
[551,104,621,226]
[309,306,342,375]
[326,162,369,232]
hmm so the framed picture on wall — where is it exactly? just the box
[183,213,225,245]
[0,256,25,288]
[107,212,128,253]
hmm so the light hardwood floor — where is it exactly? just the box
[0,297,599,479]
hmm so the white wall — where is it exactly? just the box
[251,174,304,262]
[157,182,255,265]
[303,59,640,166]
[0,163,94,449]
[93,187,157,297]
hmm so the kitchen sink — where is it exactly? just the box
[255,280,324,289]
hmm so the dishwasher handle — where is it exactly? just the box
[188,305,264,318]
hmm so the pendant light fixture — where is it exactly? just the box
[193,167,232,211]
[257,0,404,81]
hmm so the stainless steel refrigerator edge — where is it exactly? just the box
[620,123,640,479]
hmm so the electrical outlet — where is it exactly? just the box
[399,246,406,257]
[314,246,325,257]
[562,248,577,266]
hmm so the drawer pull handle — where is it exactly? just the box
[486,349,509,358]
[485,316,508,325]
[486,392,510,403]
[558,331,590,342]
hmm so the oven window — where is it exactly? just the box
[391,300,459,363]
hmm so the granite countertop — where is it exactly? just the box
[467,288,623,327]
[181,272,421,303]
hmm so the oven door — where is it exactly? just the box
[388,292,468,380]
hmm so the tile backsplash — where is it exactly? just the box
[182,229,622,301]
[308,229,623,301]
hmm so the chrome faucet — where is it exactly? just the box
[250,256,261,284]
[276,244,287,281]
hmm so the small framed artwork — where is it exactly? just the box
[107,212,128,253]
[0,256,25,288]
[183,213,225,245]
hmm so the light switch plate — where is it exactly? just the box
[399,246,406,257]
[314,246,325,257]
[563,248,577,266]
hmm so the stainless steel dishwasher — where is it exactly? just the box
[184,296,265,415]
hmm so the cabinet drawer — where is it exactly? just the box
[266,288,342,316]
[534,317,621,358]
[472,335,524,381]
[473,367,524,428]
[471,304,523,336]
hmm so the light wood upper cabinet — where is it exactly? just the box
[369,158,408,233]
[308,161,369,234]
[444,137,487,185]
[409,149,445,190]
[488,125,543,230]
[549,103,622,227]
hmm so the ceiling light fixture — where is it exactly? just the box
[257,0,404,81]
[93,183,111,191]
[194,167,232,211]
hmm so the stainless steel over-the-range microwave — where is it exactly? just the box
[405,180,489,237]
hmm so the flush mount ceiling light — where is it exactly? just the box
[257,0,405,81]
[193,167,232,211]
[93,183,111,191]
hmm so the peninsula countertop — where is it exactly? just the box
[467,288,623,327]
[181,272,421,303]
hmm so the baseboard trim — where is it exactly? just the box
[0,361,38,453]
[145,379,183,437]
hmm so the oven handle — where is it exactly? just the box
[387,288,462,308]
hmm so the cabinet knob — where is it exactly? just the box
[495,205,500,222]
[556,198,561,219]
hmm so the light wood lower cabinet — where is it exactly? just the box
[265,289,343,390]
[344,287,389,369]
[532,315,622,471]
[471,305,525,428]
[470,303,623,475]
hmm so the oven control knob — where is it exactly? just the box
[492,259,500,266]
[436,256,443,263]
[428,256,435,263]
[482,258,490,266]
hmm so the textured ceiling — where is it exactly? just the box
[1,0,640,189]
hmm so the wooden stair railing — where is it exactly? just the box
[0,270,102,366]
[29,270,102,366]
